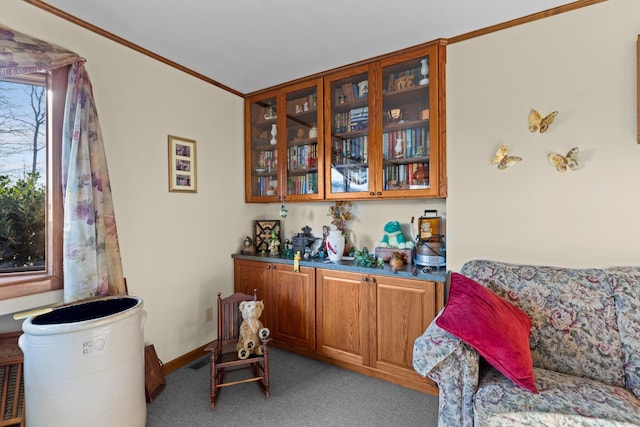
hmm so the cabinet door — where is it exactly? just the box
[316,269,370,365]
[233,259,271,322]
[370,275,437,382]
[324,65,374,199]
[246,92,280,201]
[377,45,445,198]
[270,264,316,350]
[283,79,324,200]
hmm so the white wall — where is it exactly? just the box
[446,0,640,271]
[2,0,639,363]
[1,0,252,362]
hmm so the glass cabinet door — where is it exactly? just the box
[325,67,371,198]
[380,54,433,195]
[247,95,279,200]
[284,80,323,200]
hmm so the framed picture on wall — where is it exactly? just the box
[168,135,197,193]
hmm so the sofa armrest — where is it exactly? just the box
[413,312,480,427]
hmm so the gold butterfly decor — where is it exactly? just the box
[548,147,579,172]
[529,109,558,133]
[492,144,522,170]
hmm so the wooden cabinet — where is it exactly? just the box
[234,257,443,395]
[324,43,446,199]
[316,268,441,394]
[234,259,316,351]
[245,78,324,202]
[245,41,446,202]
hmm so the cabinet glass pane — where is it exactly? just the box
[249,97,278,198]
[285,88,319,196]
[381,57,430,192]
[329,73,369,194]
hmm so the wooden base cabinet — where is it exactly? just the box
[234,258,442,395]
[234,259,316,351]
[316,268,441,394]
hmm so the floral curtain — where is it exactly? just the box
[0,24,126,302]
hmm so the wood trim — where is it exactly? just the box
[447,0,607,44]
[22,0,243,98]
[637,34,639,144]
[162,343,208,375]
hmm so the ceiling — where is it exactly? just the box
[37,0,581,95]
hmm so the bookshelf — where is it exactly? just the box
[324,43,446,199]
[245,40,446,202]
[245,78,324,202]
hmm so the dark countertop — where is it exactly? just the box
[232,253,448,283]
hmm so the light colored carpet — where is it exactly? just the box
[146,347,439,426]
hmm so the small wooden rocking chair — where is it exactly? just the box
[204,290,271,409]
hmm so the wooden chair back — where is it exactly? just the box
[217,290,256,346]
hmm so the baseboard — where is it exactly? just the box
[162,343,209,375]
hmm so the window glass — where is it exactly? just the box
[0,76,46,273]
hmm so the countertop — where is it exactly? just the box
[232,253,448,283]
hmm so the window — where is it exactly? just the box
[0,68,65,299]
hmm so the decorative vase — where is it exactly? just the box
[270,124,277,145]
[326,227,345,262]
[308,124,318,139]
[419,58,429,85]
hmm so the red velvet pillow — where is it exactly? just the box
[436,272,538,392]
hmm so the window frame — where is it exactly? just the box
[0,67,66,300]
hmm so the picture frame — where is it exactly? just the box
[168,135,197,192]
[254,220,281,253]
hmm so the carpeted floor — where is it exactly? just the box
[146,347,439,426]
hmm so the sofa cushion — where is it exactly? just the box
[436,272,537,392]
[461,260,626,388]
[605,266,640,399]
[474,367,640,426]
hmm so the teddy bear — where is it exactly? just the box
[378,221,415,249]
[237,299,270,360]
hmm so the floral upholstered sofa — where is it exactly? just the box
[413,260,640,426]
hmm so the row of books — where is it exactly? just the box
[383,163,430,190]
[254,176,277,196]
[332,136,368,165]
[288,144,318,171]
[335,80,368,104]
[385,66,422,93]
[333,107,369,133]
[382,127,429,160]
[256,150,277,172]
[287,173,318,195]
[331,167,369,193]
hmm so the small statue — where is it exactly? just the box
[241,236,254,255]
[268,229,280,256]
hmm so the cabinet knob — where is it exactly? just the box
[369,192,375,196]
[370,277,376,283]
[266,265,272,270]
[361,277,368,282]
[376,191,382,196]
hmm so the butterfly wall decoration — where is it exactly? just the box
[529,109,558,133]
[492,144,522,170]
[548,147,579,172]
